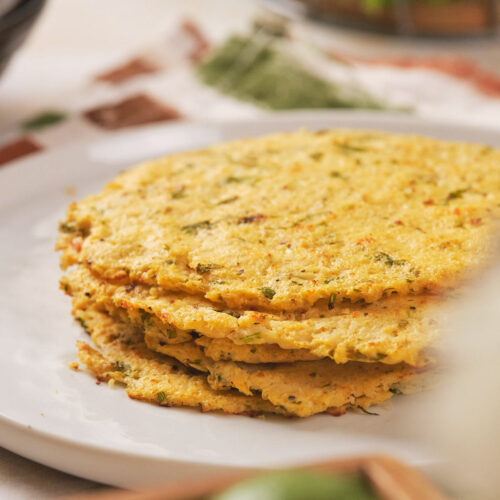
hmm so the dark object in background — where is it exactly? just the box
[0,0,46,76]
[296,0,500,36]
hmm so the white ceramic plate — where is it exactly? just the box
[1,111,499,488]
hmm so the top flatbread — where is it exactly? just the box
[57,129,500,311]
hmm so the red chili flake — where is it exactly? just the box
[394,220,404,225]
[238,214,266,224]
[470,218,482,226]
[356,237,375,245]
[95,380,101,385]
[71,237,82,252]
[423,199,434,206]
[250,312,266,322]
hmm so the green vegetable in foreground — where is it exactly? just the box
[210,470,377,500]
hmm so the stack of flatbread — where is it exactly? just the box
[57,130,500,417]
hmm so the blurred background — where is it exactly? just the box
[0,0,499,167]
[0,1,499,499]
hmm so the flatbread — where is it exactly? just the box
[206,359,423,418]
[57,130,500,310]
[63,266,440,366]
[75,305,287,416]
[196,336,321,363]
[143,322,421,418]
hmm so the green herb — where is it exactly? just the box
[330,171,347,180]
[358,406,379,416]
[181,220,212,234]
[328,293,336,310]
[140,310,151,328]
[196,263,221,274]
[260,287,276,300]
[374,252,406,266]
[165,326,177,339]
[389,387,403,395]
[171,187,186,199]
[114,361,130,373]
[324,277,337,284]
[76,317,89,333]
[335,143,368,154]
[222,176,252,184]
[310,152,324,161]
[59,222,77,233]
[157,391,167,404]
[446,188,468,202]
[22,110,66,131]
[217,196,239,205]
[374,352,387,361]
[240,332,262,343]
[190,359,202,366]
[225,311,241,318]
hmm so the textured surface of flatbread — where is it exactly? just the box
[206,359,421,417]
[196,336,321,363]
[143,326,420,418]
[63,266,439,366]
[57,130,500,310]
[75,304,379,417]
[75,305,287,415]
